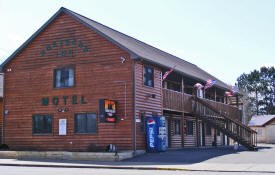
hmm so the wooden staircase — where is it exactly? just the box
[191,96,257,151]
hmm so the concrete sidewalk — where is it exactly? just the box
[0,144,274,173]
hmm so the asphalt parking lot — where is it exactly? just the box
[1,144,274,173]
[124,144,274,165]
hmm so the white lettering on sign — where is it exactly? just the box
[149,127,154,148]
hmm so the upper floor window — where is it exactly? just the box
[54,67,74,88]
[163,81,181,92]
[143,66,154,87]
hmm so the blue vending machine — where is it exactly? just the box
[157,116,167,152]
[146,116,167,152]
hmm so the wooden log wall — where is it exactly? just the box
[0,98,2,143]
[3,12,135,151]
[135,61,162,150]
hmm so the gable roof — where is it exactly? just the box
[248,115,275,127]
[1,7,231,91]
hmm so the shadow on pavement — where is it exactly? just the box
[12,145,270,166]
[122,146,248,165]
[257,145,272,150]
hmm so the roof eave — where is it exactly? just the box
[0,7,140,73]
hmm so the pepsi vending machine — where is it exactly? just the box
[146,116,167,152]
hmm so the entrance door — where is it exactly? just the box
[170,118,182,148]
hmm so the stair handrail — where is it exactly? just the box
[191,96,257,134]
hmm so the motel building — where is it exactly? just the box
[0,7,257,152]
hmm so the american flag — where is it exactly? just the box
[194,83,204,89]
[204,79,216,90]
[230,85,238,94]
[162,66,175,81]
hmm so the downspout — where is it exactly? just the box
[133,61,136,154]
[1,73,4,144]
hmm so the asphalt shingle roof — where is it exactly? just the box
[248,115,275,127]
[1,7,231,91]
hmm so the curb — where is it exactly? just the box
[0,150,146,161]
[1,163,275,173]
[0,163,170,170]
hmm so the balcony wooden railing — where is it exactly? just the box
[163,89,242,121]
[191,96,242,121]
[163,89,183,111]
[163,88,257,150]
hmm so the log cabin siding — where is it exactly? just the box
[0,99,2,143]
[3,12,134,151]
[135,62,162,149]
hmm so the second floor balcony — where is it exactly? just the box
[163,88,242,121]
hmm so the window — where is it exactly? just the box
[143,66,154,87]
[174,120,181,135]
[32,114,52,134]
[186,120,193,135]
[54,67,74,88]
[163,81,181,92]
[257,128,262,136]
[217,129,220,136]
[206,124,212,136]
[75,113,97,134]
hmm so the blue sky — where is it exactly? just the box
[0,0,274,85]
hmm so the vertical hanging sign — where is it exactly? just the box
[59,119,67,135]
[99,99,117,123]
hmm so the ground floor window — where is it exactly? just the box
[206,124,212,136]
[32,114,52,134]
[186,120,194,135]
[75,113,97,134]
[217,129,221,136]
[174,120,181,135]
[257,128,262,136]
